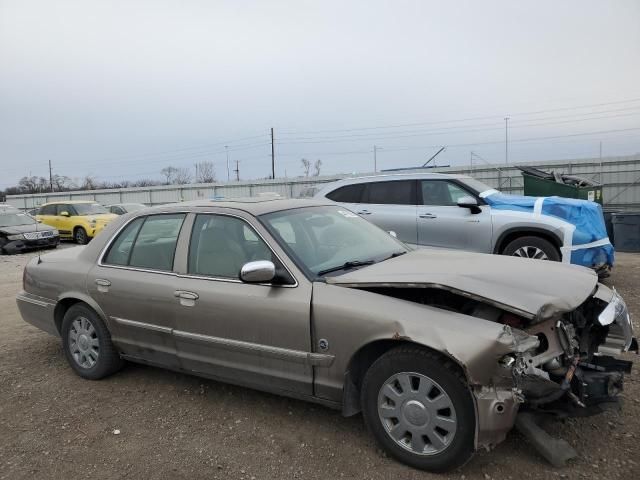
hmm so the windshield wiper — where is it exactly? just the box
[387,250,408,260]
[317,260,376,276]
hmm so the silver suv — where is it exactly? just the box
[314,173,613,270]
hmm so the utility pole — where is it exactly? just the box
[48,159,53,192]
[270,127,275,179]
[599,141,603,184]
[234,159,240,182]
[194,163,199,182]
[504,116,510,164]
[225,146,230,182]
[470,151,473,172]
[373,145,381,172]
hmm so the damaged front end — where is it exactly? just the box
[509,284,637,418]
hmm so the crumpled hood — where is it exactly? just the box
[326,249,598,319]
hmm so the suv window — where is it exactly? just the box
[56,204,71,215]
[104,214,185,271]
[326,184,364,203]
[421,181,472,206]
[188,214,273,279]
[363,180,415,205]
[39,205,56,215]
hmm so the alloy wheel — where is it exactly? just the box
[512,246,549,260]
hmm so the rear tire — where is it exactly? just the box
[61,303,124,380]
[360,346,475,472]
[501,236,560,262]
[74,227,88,245]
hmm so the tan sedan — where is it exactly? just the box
[17,198,636,472]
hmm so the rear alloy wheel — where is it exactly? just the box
[74,227,88,245]
[361,347,475,472]
[502,236,560,262]
[61,304,123,379]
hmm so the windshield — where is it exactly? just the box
[261,206,408,276]
[73,203,109,215]
[0,212,36,227]
[458,177,497,195]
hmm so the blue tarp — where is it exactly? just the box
[483,192,614,268]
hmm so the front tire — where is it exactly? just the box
[74,227,89,245]
[361,347,475,472]
[61,304,123,380]
[501,236,560,262]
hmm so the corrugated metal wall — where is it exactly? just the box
[6,155,640,210]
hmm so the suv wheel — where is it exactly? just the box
[361,347,475,472]
[74,227,88,245]
[502,236,560,261]
[61,303,124,379]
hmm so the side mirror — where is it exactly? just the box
[60,211,70,217]
[240,260,276,283]
[456,196,481,214]
[388,231,398,238]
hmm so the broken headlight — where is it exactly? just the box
[598,289,634,353]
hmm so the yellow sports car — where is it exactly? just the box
[36,201,117,244]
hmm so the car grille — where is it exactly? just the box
[23,231,55,240]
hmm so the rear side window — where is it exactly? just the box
[39,205,56,215]
[103,214,185,271]
[326,184,364,203]
[363,180,415,205]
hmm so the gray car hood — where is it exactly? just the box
[325,249,598,320]
[0,223,57,235]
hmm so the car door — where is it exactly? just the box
[87,213,186,368]
[36,204,59,232]
[417,180,492,252]
[172,212,314,395]
[356,180,418,246]
[55,204,74,238]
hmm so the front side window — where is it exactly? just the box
[103,214,185,271]
[363,180,415,205]
[188,214,273,279]
[261,206,407,276]
[421,181,471,206]
[56,204,71,215]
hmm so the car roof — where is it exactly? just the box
[142,197,334,216]
[41,200,98,206]
[313,172,473,194]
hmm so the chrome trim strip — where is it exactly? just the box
[97,210,299,288]
[16,293,54,308]
[173,329,334,367]
[111,316,173,334]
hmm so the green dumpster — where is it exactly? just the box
[522,173,603,204]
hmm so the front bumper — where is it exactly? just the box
[1,235,59,254]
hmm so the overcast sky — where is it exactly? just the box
[1,0,639,188]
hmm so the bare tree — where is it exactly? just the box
[52,174,74,191]
[132,178,159,187]
[81,175,98,190]
[195,161,216,183]
[301,158,311,177]
[161,166,179,185]
[174,167,192,185]
[313,159,322,177]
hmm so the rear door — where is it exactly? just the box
[172,212,314,395]
[358,180,418,245]
[37,204,61,235]
[87,213,186,368]
[417,180,492,252]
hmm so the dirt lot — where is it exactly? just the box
[1,246,638,480]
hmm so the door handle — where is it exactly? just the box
[174,290,199,307]
[357,210,372,215]
[419,213,437,219]
[174,291,199,300]
[95,278,111,293]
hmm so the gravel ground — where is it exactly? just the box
[1,245,638,480]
